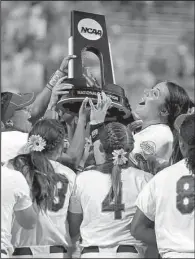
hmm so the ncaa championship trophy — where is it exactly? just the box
[57,11,134,124]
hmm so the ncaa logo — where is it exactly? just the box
[78,18,103,41]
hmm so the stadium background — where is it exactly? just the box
[1,1,194,110]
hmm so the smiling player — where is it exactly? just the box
[129,81,191,172]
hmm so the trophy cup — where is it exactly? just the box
[57,10,134,125]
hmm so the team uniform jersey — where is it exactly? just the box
[1,131,28,163]
[136,159,195,258]
[11,161,76,255]
[1,166,32,256]
[69,167,153,255]
[129,124,173,169]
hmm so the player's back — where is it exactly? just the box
[73,167,152,249]
[153,159,194,258]
[1,166,32,254]
[11,161,76,248]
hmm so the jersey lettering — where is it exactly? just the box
[102,176,125,219]
[176,175,195,214]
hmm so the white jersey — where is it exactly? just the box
[1,166,32,253]
[129,124,173,169]
[136,159,195,258]
[11,161,76,249]
[1,131,28,163]
[69,167,153,252]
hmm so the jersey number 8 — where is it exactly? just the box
[176,175,195,214]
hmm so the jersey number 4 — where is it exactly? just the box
[102,180,125,220]
[176,175,195,214]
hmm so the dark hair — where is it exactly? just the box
[180,114,195,176]
[1,92,13,123]
[10,119,68,211]
[164,82,191,130]
[29,119,65,155]
[95,122,134,204]
[164,82,192,163]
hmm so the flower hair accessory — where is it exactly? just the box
[112,149,128,166]
[27,135,46,152]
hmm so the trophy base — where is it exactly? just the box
[56,78,134,125]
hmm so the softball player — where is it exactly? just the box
[68,93,153,258]
[1,166,37,258]
[129,81,191,171]
[11,161,75,258]
[7,119,76,258]
[131,113,195,258]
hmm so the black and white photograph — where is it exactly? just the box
[1,1,195,258]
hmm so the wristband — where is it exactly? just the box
[48,69,67,88]
[46,84,53,91]
[90,122,104,143]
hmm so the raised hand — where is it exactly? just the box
[89,92,112,124]
[48,76,73,109]
[59,55,77,73]
[78,97,91,124]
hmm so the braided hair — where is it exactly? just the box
[10,119,68,211]
[96,122,134,203]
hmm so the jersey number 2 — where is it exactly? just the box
[102,180,125,220]
[176,175,195,214]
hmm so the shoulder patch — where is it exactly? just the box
[140,141,156,156]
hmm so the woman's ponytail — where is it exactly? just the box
[11,151,56,211]
[10,119,70,211]
[108,164,121,202]
[98,122,133,204]
[30,151,56,211]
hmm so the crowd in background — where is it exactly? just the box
[1,1,195,259]
[1,1,194,109]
